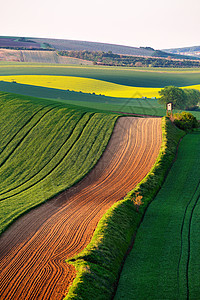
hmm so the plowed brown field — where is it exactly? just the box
[0,117,162,300]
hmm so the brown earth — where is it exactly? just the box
[0,117,162,299]
[0,49,21,61]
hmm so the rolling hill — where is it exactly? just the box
[0,36,198,61]
[164,45,200,58]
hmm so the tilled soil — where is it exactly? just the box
[0,117,162,299]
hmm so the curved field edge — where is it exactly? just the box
[1,75,200,98]
[65,117,185,300]
[0,92,119,235]
[1,63,200,88]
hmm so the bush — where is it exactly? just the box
[173,111,199,131]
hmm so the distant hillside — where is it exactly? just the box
[0,49,92,65]
[1,36,198,61]
[32,37,157,56]
[30,38,200,60]
[0,37,43,49]
[164,46,200,58]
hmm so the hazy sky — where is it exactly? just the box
[1,0,200,49]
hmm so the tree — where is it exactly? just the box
[184,88,200,109]
[158,86,186,109]
[158,86,199,110]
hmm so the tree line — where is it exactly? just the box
[58,50,200,68]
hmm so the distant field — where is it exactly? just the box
[0,92,118,233]
[0,80,199,119]
[1,74,200,98]
[0,74,162,98]
[115,131,200,300]
[0,63,199,118]
[0,62,200,87]
[0,81,167,117]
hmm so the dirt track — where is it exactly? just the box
[0,117,162,299]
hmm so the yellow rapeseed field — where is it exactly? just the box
[0,75,200,98]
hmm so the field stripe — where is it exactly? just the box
[0,105,50,156]
[0,113,93,200]
[0,107,85,192]
[0,117,162,299]
[1,75,200,98]
[0,106,59,169]
[0,112,87,196]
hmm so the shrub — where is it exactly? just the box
[173,111,199,131]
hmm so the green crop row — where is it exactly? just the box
[65,117,185,300]
[0,92,118,234]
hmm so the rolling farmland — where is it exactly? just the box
[0,93,162,299]
[0,74,164,98]
[0,60,200,300]
[1,74,200,98]
[1,63,200,87]
[114,131,200,300]
[0,72,199,119]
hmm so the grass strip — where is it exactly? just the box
[65,117,185,300]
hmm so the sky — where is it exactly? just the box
[1,0,200,50]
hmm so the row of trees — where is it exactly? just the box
[158,86,200,110]
[58,50,200,68]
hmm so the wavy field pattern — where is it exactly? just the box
[0,116,162,299]
[1,75,200,98]
[0,93,118,233]
[1,64,200,88]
